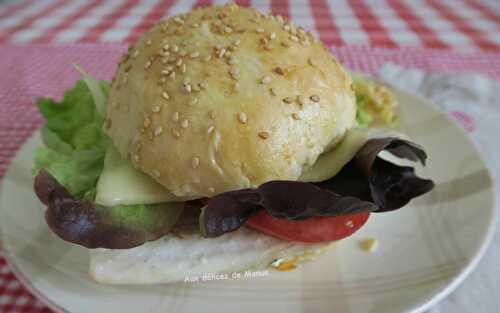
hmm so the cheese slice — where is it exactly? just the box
[300,128,368,182]
[96,128,409,206]
[300,127,409,183]
[95,145,186,206]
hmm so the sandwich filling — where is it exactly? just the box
[33,72,433,250]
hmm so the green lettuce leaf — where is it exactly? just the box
[33,77,110,198]
[33,72,185,249]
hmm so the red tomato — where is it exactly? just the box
[246,211,370,243]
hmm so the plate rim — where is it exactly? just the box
[0,87,496,313]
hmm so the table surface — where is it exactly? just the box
[1,1,500,313]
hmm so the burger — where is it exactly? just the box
[33,4,434,284]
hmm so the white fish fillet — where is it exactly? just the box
[89,227,331,284]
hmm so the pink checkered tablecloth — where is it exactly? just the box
[1,0,500,50]
[1,1,500,313]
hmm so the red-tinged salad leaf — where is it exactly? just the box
[35,170,184,249]
[318,137,434,212]
[200,137,434,238]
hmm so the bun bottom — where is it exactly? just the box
[89,227,332,284]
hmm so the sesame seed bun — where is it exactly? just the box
[105,4,356,198]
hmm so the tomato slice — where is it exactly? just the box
[246,211,370,243]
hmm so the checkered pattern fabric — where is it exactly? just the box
[0,0,500,51]
[1,1,500,312]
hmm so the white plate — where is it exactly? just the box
[0,88,495,313]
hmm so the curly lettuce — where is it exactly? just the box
[33,72,183,249]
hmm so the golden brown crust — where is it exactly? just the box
[105,4,355,197]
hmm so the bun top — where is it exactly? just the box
[105,4,356,198]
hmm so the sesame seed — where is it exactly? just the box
[144,60,152,69]
[171,45,179,52]
[171,128,181,138]
[224,50,232,57]
[238,112,247,124]
[175,58,183,67]
[284,25,291,31]
[292,112,301,120]
[208,187,216,193]
[191,156,200,168]
[146,39,152,46]
[277,15,284,23]
[207,125,215,134]
[269,32,276,40]
[184,84,192,93]
[281,41,291,48]
[258,131,270,139]
[181,119,189,129]
[283,97,293,104]
[169,71,176,80]
[161,57,168,64]
[263,44,273,51]
[274,67,285,75]
[310,95,320,102]
[218,48,226,58]
[209,110,216,119]
[256,28,265,33]
[162,91,170,100]
[269,87,277,96]
[163,44,170,51]
[261,76,272,84]
[132,50,139,58]
[192,84,200,92]
[174,17,184,25]
[153,170,161,178]
[204,55,212,62]
[133,154,139,162]
[224,26,233,33]
[290,35,299,42]
[193,23,200,28]
[297,95,305,106]
[172,111,179,121]
[152,105,161,113]
[308,58,316,66]
[233,39,241,46]
[228,57,237,65]
[199,81,208,89]
[143,117,151,128]
[161,69,170,75]
[154,126,163,136]
[181,63,186,73]
[190,51,199,58]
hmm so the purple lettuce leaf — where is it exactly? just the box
[201,137,434,237]
[34,169,184,249]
